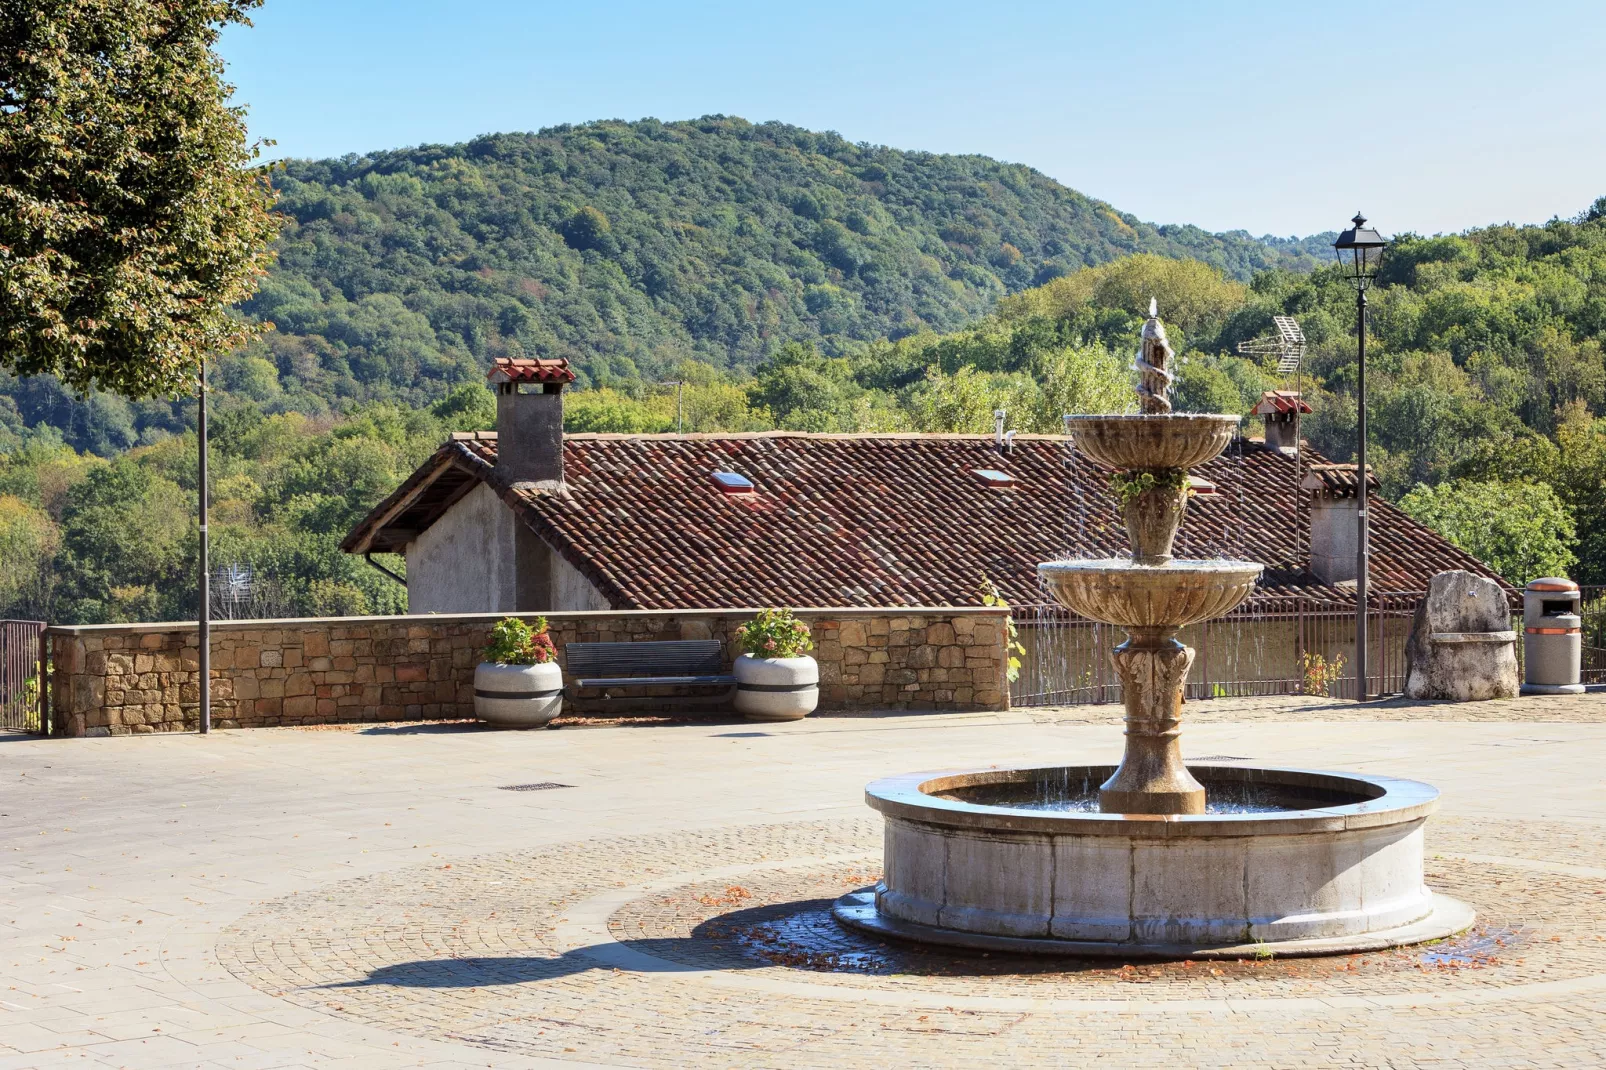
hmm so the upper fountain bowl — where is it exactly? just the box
[1064,413,1241,470]
[1037,558,1263,628]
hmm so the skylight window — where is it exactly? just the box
[711,471,755,494]
[973,468,1017,487]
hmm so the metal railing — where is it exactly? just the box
[1011,592,1427,707]
[1014,585,1606,707]
[1577,585,1606,684]
[0,619,46,732]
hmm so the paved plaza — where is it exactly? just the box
[3,692,1606,1068]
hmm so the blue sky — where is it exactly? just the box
[219,1,1606,238]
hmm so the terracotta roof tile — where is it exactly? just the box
[1252,390,1314,416]
[485,357,577,384]
[356,432,1501,609]
[1302,463,1380,496]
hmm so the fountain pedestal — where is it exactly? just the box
[1100,628,1203,814]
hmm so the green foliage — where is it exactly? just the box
[0,0,280,398]
[1396,479,1577,585]
[482,616,556,665]
[228,117,1313,409]
[978,577,1024,683]
[0,494,56,618]
[1108,468,1188,507]
[737,608,813,659]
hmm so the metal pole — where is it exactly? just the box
[1355,286,1369,701]
[676,382,684,434]
[198,365,210,734]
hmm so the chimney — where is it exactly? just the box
[486,357,576,487]
[1252,390,1312,455]
[1301,463,1377,585]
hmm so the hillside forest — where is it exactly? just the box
[0,118,1603,622]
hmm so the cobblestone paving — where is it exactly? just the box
[218,816,1606,1068]
[1031,690,1606,724]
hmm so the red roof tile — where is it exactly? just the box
[1252,390,1313,416]
[345,432,1505,609]
[486,357,577,384]
[1302,463,1380,496]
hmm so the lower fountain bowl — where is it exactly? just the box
[836,765,1474,959]
[1037,558,1264,628]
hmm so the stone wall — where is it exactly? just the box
[45,608,1011,736]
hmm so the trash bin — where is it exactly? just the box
[1522,577,1584,695]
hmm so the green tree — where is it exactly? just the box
[0,0,280,397]
[561,206,613,252]
[0,494,58,617]
[1397,479,1577,584]
[748,342,861,430]
[54,458,189,621]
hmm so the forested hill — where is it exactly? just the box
[242,116,1321,406]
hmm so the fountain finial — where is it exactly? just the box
[1136,299,1175,414]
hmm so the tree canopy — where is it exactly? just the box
[0,0,279,398]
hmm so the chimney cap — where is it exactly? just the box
[1301,463,1378,497]
[1252,390,1312,416]
[487,356,576,385]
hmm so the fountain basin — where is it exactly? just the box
[836,765,1474,958]
[1037,558,1263,628]
[1064,413,1241,470]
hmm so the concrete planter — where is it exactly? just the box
[733,654,819,721]
[472,661,563,728]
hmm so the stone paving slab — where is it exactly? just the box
[2,693,1605,1067]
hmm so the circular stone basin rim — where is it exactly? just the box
[864,765,1440,838]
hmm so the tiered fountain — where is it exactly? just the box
[835,302,1474,957]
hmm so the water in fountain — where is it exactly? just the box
[937,776,1364,815]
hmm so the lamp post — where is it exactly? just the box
[197,362,210,734]
[1333,212,1387,701]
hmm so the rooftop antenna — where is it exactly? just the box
[1236,315,1307,374]
[1238,315,1310,581]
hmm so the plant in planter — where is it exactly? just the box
[473,616,563,728]
[732,608,819,722]
[1110,467,1191,565]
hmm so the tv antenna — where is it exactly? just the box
[1236,315,1307,374]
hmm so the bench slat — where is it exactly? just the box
[573,674,736,689]
[564,640,724,678]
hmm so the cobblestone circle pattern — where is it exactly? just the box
[218,816,1606,1068]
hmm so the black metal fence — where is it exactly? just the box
[1578,586,1606,685]
[1010,592,1428,707]
[1014,584,1606,706]
[0,619,46,732]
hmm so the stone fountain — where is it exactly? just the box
[835,302,1474,957]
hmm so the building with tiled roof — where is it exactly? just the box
[341,363,1503,613]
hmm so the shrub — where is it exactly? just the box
[1300,651,1345,697]
[483,616,557,665]
[979,577,1025,683]
[737,608,813,658]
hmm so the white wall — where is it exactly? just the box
[406,483,519,614]
[552,551,611,611]
[404,481,611,613]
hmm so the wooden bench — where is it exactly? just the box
[563,640,736,706]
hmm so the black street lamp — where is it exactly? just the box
[1333,212,1387,701]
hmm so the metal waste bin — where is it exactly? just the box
[1522,577,1584,694]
